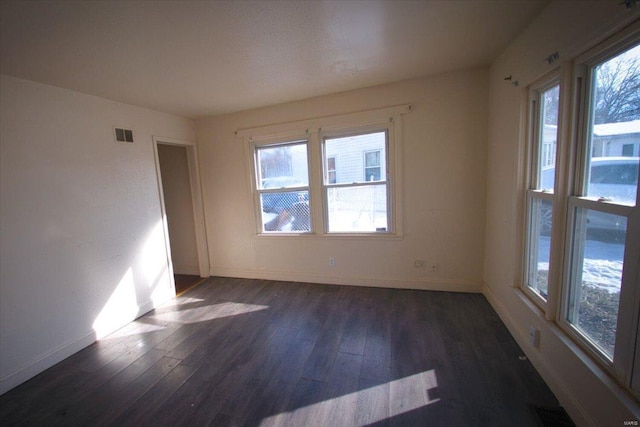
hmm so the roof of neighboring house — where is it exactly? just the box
[593,119,640,137]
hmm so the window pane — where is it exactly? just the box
[586,44,640,204]
[539,85,559,191]
[327,157,336,184]
[365,151,380,166]
[567,207,626,360]
[328,157,336,170]
[364,166,381,181]
[364,150,382,181]
[325,132,386,184]
[527,198,553,299]
[326,185,387,232]
[257,143,308,189]
[260,191,310,232]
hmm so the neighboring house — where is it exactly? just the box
[542,124,558,168]
[543,119,640,170]
[593,119,640,157]
[324,132,387,184]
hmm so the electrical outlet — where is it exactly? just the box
[329,257,335,268]
[529,326,540,348]
[429,262,439,272]
[414,260,424,268]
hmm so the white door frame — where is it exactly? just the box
[152,136,210,289]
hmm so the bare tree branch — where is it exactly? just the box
[594,54,640,124]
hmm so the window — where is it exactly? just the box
[524,81,560,302]
[323,131,390,233]
[563,42,640,367]
[244,104,408,236]
[522,31,640,394]
[254,140,311,233]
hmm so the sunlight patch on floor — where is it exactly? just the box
[260,370,439,426]
[163,296,206,307]
[150,302,269,324]
[99,320,166,341]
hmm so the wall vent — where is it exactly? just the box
[114,127,134,143]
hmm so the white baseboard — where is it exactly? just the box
[0,330,96,395]
[210,267,482,293]
[0,299,158,396]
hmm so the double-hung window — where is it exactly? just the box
[563,40,640,374]
[523,28,640,395]
[323,130,390,233]
[254,140,311,233]
[245,105,408,236]
[525,80,560,303]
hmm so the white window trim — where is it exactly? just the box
[240,105,410,238]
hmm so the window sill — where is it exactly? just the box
[253,232,404,241]
[519,284,548,313]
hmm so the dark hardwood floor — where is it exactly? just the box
[0,277,561,426]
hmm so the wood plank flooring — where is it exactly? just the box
[0,277,561,426]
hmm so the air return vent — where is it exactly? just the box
[114,127,134,143]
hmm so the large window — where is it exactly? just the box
[523,32,640,394]
[563,41,640,367]
[323,131,390,233]
[245,105,408,236]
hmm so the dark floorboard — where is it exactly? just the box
[0,277,563,426]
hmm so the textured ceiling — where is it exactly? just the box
[1,1,548,118]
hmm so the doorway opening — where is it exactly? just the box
[173,274,206,295]
[153,137,209,295]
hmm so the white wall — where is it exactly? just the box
[196,68,488,292]
[483,2,640,426]
[0,75,196,393]
[157,144,200,275]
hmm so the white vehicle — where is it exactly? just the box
[541,157,638,234]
